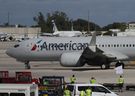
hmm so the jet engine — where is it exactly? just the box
[60,52,84,67]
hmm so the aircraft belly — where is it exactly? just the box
[26,51,61,61]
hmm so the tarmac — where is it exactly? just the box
[0,42,135,96]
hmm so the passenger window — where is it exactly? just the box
[10,93,25,96]
[0,93,9,96]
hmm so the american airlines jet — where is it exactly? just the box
[6,32,135,69]
[52,20,82,37]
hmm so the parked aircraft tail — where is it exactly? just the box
[52,20,58,32]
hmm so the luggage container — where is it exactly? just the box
[39,76,65,96]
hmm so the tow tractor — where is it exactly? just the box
[38,76,65,96]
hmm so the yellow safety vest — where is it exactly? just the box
[70,77,76,84]
[90,79,96,84]
[86,89,92,96]
[64,89,71,96]
[118,77,124,84]
[80,90,85,96]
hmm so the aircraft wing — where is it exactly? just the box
[103,50,129,60]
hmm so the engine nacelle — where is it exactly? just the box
[60,52,83,67]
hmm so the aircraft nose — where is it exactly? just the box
[6,48,13,57]
[6,47,18,58]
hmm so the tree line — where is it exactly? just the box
[33,11,127,34]
[1,11,127,34]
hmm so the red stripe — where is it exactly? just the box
[31,44,37,51]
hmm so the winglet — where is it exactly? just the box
[89,31,96,52]
[52,20,58,32]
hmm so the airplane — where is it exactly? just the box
[52,20,82,37]
[6,32,135,69]
[0,32,9,41]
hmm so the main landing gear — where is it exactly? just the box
[101,64,110,69]
[24,61,31,69]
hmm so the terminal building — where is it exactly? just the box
[117,22,135,36]
[0,26,41,41]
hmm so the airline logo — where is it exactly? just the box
[31,40,42,51]
[31,40,89,51]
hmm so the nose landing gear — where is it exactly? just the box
[24,61,30,69]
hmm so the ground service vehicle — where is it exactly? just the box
[0,84,38,96]
[39,76,65,96]
[0,71,38,84]
[67,83,118,96]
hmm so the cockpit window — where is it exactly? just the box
[14,44,19,48]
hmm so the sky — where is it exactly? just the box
[0,0,135,27]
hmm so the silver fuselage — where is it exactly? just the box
[6,36,135,62]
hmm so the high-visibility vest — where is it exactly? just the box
[90,79,96,84]
[64,89,71,96]
[70,77,76,83]
[86,89,92,96]
[118,77,124,84]
[80,90,85,96]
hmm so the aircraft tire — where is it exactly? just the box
[101,64,106,69]
[101,64,110,69]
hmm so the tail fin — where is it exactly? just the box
[52,20,58,32]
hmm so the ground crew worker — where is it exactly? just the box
[70,75,76,84]
[85,87,92,96]
[80,90,85,96]
[64,87,71,96]
[43,79,49,85]
[118,75,124,92]
[90,77,96,84]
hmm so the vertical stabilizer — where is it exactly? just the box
[89,31,96,52]
[52,20,58,32]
